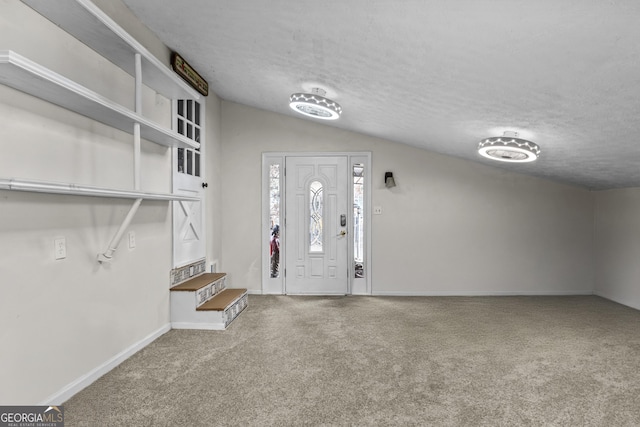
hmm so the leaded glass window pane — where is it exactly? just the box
[309,180,323,252]
[269,164,281,277]
[354,164,365,278]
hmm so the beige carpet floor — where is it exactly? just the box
[65,295,640,426]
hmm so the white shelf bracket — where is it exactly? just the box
[97,198,143,263]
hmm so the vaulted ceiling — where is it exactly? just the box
[122,0,640,189]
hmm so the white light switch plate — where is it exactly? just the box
[128,231,136,249]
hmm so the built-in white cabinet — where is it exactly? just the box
[22,0,200,101]
[0,0,204,202]
[0,51,198,150]
[1,0,205,261]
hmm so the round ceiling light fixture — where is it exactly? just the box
[289,88,342,120]
[478,131,540,163]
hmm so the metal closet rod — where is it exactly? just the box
[0,178,198,201]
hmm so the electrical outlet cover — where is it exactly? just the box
[54,237,66,260]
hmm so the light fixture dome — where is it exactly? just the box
[289,88,342,120]
[478,131,540,163]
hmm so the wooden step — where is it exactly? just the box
[197,288,247,311]
[170,273,226,291]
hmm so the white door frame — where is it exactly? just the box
[261,152,372,295]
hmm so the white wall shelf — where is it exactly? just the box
[0,50,199,150]
[6,1,203,263]
[22,0,201,101]
[0,178,199,201]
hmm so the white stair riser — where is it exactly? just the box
[195,277,226,307]
[171,294,247,330]
[224,294,248,327]
[171,290,248,330]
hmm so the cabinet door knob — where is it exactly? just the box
[202,182,209,188]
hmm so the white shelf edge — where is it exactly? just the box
[0,50,200,150]
[0,178,200,201]
[22,0,201,101]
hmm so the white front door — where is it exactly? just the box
[172,99,205,267]
[285,156,349,294]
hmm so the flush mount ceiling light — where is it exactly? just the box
[478,131,541,163]
[289,88,342,120]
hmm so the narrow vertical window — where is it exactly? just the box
[353,164,365,278]
[186,150,193,175]
[269,164,281,278]
[177,148,185,173]
[309,180,323,253]
[186,100,193,121]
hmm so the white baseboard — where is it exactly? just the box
[594,292,640,311]
[371,290,595,297]
[171,322,225,330]
[241,290,596,297]
[40,323,171,406]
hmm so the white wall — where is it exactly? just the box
[594,188,640,310]
[220,101,595,295]
[0,0,222,404]
[205,92,223,271]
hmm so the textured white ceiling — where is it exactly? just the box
[122,0,640,189]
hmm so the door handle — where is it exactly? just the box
[337,230,347,237]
